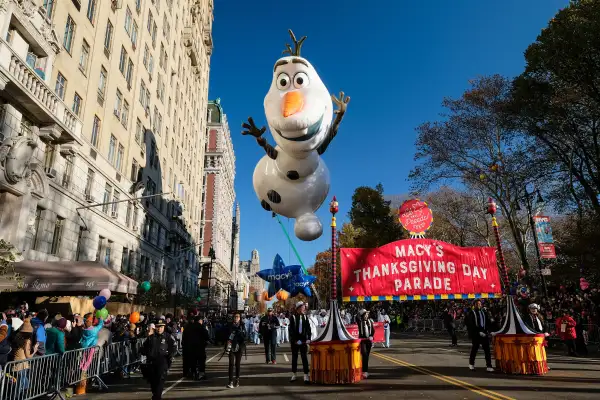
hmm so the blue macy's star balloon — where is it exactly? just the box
[256,254,302,297]
[288,272,317,297]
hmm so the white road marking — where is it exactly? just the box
[283,353,289,362]
[162,352,219,395]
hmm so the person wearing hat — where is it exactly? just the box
[11,318,39,391]
[45,317,67,355]
[288,301,311,383]
[259,308,280,364]
[525,303,549,336]
[141,319,176,400]
[357,309,375,378]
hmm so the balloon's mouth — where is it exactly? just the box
[275,114,323,142]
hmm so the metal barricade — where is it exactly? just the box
[432,319,444,334]
[0,353,61,400]
[56,346,107,393]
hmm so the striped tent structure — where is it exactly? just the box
[309,299,362,383]
[314,300,356,342]
[492,296,549,375]
[493,296,536,335]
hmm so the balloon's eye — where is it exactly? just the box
[294,72,309,89]
[276,73,291,90]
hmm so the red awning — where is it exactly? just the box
[1,261,138,294]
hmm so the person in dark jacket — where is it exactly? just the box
[259,308,280,364]
[181,312,197,378]
[225,313,247,388]
[443,306,458,347]
[524,303,550,335]
[194,316,211,380]
[357,309,375,379]
[141,319,176,400]
[465,300,493,372]
[288,301,311,383]
[66,315,83,351]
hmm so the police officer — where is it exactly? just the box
[260,308,280,364]
[141,319,176,400]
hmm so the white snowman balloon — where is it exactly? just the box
[242,30,350,241]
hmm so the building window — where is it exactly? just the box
[104,20,114,53]
[152,23,157,48]
[147,11,153,33]
[121,101,129,127]
[72,92,82,116]
[111,192,119,217]
[32,207,43,250]
[105,240,113,265]
[135,0,142,13]
[126,202,133,226]
[116,144,124,171]
[86,0,97,24]
[63,16,76,53]
[114,90,122,118]
[108,135,117,164]
[96,236,105,261]
[143,45,149,69]
[43,0,55,20]
[139,81,146,107]
[91,115,101,147]
[131,159,139,181]
[131,22,138,48]
[75,226,85,261]
[133,206,139,228]
[50,216,64,255]
[55,72,66,100]
[126,59,134,87]
[125,7,132,34]
[98,66,107,97]
[149,54,154,75]
[135,119,142,145]
[85,168,94,196]
[119,47,127,75]
[102,183,112,213]
[43,145,56,170]
[122,247,129,273]
[62,155,74,188]
[79,40,90,73]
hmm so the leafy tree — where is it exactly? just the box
[308,251,333,303]
[0,239,23,292]
[348,184,406,248]
[409,75,549,271]
[508,0,600,216]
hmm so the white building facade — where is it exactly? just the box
[0,0,214,299]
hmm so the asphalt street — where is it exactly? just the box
[80,332,600,400]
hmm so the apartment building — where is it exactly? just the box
[240,249,263,293]
[198,99,240,310]
[0,0,214,298]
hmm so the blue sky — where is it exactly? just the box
[208,0,568,275]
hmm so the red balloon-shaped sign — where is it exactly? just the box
[398,199,433,236]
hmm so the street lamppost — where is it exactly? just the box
[516,188,548,297]
[207,246,215,314]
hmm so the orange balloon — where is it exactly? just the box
[276,290,289,301]
[262,291,271,301]
[129,311,140,324]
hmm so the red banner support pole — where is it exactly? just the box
[486,198,510,293]
[330,196,339,302]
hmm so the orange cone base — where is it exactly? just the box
[494,334,549,375]
[310,340,363,384]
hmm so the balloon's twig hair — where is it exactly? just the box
[282,29,307,57]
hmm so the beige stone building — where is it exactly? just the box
[0,0,214,298]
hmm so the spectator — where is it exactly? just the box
[45,317,67,355]
[80,314,104,349]
[10,318,38,392]
[66,315,83,351]
[555,309,577,356]
[30,309,48,356]
[0,313,10,370]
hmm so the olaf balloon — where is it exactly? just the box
[242,30,350,241]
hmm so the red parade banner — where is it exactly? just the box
[341,239,501,298]
[345,322,385,343]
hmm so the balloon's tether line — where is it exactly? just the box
[274,213,307,274]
